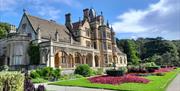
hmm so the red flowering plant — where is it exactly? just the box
[154,67,174,73]
[88,75,150,85]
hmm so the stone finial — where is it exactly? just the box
[106,20,109,28]
[55,29,59,42]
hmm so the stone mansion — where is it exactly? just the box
[0,8,127,69]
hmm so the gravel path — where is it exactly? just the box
[35,83,113,91]
[166,74,180,91]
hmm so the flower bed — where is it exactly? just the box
[154,68,174,73]
[88,75,150,85]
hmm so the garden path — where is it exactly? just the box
[166,74,180,91]
[35,83,113,91]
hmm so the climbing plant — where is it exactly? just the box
[28,42,40,65]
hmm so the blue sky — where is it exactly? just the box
[0,0,179,40]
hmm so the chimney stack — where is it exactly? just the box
[83,8,89,20]
[65,13,73,30]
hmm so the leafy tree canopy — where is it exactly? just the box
[0,22,11,39]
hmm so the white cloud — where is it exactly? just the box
[113,0,180,40]
[0,0,17,11]
[38,6,61,20]
[0,0,81,20]
[51,0,81,7]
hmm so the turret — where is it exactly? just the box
[89,8,96,21]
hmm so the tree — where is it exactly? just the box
[0,22,10,39]
[116,37,180,66]
[116,39,140,65]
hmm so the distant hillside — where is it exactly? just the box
[116,37,180,66]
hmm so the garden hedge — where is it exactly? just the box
[0,71,24,91]
[106,69,124,76]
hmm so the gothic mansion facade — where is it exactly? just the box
[0,8,127,69]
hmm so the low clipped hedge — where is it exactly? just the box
[0,71,24,91]
[106,69,124,76]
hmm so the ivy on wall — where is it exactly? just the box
[28,42,40,65]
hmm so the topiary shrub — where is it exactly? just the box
[106,69,124,76]
[0,71,24,91]
[74,64,91,77]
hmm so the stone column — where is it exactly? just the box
[49,41,55,67]
[92,52,95,67]
[73,54,76,68]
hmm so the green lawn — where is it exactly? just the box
[49,68,180,91]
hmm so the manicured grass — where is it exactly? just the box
[49,68,180,91]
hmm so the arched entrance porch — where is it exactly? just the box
[86,53,93,67]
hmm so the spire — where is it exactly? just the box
[110,25,114,32]
[100,11,103,16]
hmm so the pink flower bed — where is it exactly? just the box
[154,68,174,73]
[88,75,150,85]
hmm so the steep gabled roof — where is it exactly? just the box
[26,14,70,42]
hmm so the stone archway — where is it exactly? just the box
[114,56,118,63]
[95,55,99,67]
[54,52,60,68]
[61,51,69,68]
[75,52,81,65]
[86,53,93,67]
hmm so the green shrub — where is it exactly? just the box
[36,68,44,77]
[42,67,53,78]
[30,67,61,80]
[74,74,84,78]
[106,69,124,76]
[74,64,92,77]
[0,71,24,91]
[143,62,157,67]
[52,68,61,78]
[96,68,104,75]
[0,65,9,71]
[30,70,40,79]
[119,67,127,73]
[31,78,48,83]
